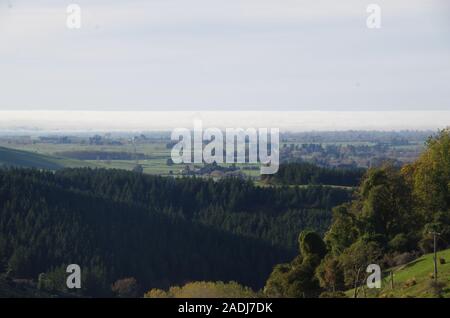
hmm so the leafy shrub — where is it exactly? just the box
[298,231,327,259]
[36,267,69,293]
[145,281,257,298]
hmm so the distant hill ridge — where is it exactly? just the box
[0,146,63,170]
[0,146,96,170]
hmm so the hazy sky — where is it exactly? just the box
[0,0,449,111]
[1,111,449,132]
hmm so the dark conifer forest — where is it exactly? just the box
[262,162,365,187]
[0,167,351,296]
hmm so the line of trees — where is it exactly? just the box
[262,162,365,187]
[54,151,150,160]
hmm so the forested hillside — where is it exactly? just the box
[262,162,365,187]
[22,169,351,249]
[0,167,351,296]
[4,127,444,298]
[263,129,450,298]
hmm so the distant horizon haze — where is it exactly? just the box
[0,110,448,133]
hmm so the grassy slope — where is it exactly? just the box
[347,248,450,298]
[0,146,97,170]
